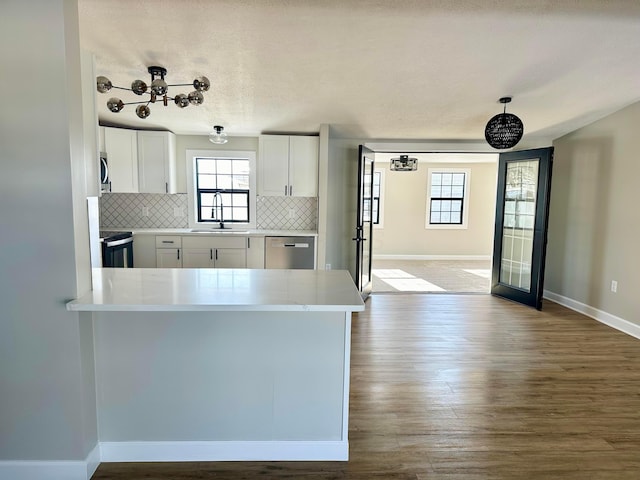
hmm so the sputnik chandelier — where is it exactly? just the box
[96,66,210,119]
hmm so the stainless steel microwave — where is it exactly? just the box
[100,152,110,192]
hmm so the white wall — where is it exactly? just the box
[0,0,98,475]
[546,100,640,326]
[373,160,497,257]
[322,135,360,278]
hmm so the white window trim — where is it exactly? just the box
[425,167,470,230]
[186,149,257,230]
[373,168,385,229]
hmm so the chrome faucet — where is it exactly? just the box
[211,192,225,229]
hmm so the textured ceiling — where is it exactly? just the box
[78,0,640,143]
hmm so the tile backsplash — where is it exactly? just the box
[100,193,317,231]
[256,196,317,230]
[100,193,189,229]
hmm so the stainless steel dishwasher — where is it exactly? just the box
[264,236,315,269]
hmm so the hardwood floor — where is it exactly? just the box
[92,295,640,479]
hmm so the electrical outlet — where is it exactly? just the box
[611,280,618,293]
[173,207,183,217]
[325,264,331,270]
[288,208,296,219]
[141,206,149,217]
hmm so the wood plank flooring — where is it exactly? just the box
[91,295,640,479]
[371,259,490,293]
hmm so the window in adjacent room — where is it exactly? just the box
[426,169,470,229]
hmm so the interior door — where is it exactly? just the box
[354,145,375,299]
[491,147,553,310]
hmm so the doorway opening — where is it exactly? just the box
[369,151,498,295]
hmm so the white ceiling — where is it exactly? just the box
[78,0,640,144]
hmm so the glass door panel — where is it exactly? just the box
[499,160,539,291]
[491,147,553,310]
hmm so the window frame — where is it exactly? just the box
[186,150,257,230]
[425,168,470,230]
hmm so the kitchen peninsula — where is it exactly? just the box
[67,268,364,462]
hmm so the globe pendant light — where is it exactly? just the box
[209,125,228,144]
[484,97,524,150]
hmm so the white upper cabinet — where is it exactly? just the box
[103,127,138,193]
[289,136,319,197]
[102,127,177,194]
[137,131,177,194]
[259,135,318,197]
[259,135,290,196]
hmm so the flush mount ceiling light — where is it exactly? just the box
[484,97,524,150]
[96,66,210,119]
[390,155,418,171]
[209,125,228,144]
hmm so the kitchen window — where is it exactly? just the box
[195,157,250,223]
[187,150,257,229]
[426,169,469,229]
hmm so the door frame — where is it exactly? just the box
[354,145,375,299]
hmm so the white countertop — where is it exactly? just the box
[118,228,318,237]
[67,268,365,313]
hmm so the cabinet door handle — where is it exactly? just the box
[177,249,180,260]
[215,249,218,261]
[247,237,250,248]
[210,248,213,260]
[289,185,292,196]
[162,240,174,244]
[165,182,168,193]
[284,185,287,195]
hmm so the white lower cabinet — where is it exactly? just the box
[156,248,182,268]
[155,236,182,268]
[182,248,211,268]
[133,234,157,267]
[215,248,247,268]
[247,236,265,268]
[182,236,247,268]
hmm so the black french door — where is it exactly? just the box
[354,145,375,299]
[491,147,554,310]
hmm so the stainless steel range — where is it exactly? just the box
[100,231,133,268]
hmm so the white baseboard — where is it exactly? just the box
[0,444,100,480]
[100,440,349,462]
[373,254,491,261]
[0,441,346,477]
[543,290,640,340]
[86,444,100,478]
